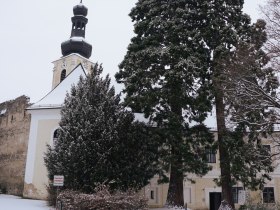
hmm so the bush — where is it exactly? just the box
[240,202,280,210]
[56,185,148,210]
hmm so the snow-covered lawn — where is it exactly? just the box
[0,194,191,210]
[0,195,51,210]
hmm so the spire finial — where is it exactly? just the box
[80,0,82,3]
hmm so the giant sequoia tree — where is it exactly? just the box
[117,0,278,208]
[116,0,214,207]
[44,64,160,193]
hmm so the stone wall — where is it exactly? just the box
[0,95,31,195]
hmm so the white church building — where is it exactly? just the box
[23,2,94,199]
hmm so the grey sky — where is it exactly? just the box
[0,0,265,103]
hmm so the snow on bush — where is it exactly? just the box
[57,185,148,210]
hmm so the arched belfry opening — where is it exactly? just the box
[60,69,66,82]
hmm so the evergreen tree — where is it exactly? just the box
[217,19,277,190]
[116,0,214,207]
[202,2,278,207]
[44,64,160,193]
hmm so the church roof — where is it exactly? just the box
[28,64,86,110]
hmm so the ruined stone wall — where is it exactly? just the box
[0,95,31,195]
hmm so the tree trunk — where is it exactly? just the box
[165,99,184,207]
[215,82,235,209]
[166,147,184,207]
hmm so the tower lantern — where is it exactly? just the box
[61,1,92,58]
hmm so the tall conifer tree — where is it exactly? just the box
[203,2,277,208]
[116,0,214,207]
[44,64,160,193]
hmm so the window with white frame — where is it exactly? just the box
[206,148,216,163]
[232,187,243,204]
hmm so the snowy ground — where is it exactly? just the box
[0,195,52,210]
[0,194,191,210]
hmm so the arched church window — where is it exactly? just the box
[53,129,60,147]
[60,69,66,82]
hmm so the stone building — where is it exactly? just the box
[0,95,31,195]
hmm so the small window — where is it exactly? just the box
[206,148,216,163]
[150,190,154,200]
[53,129,60,147]
[260,145,271,160]
[263,145,271,153]
[263,187,275,203]
[60,69,66,82]
[232,187,243,204]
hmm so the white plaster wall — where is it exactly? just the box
[24,108,61,199]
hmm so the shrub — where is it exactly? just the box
[56,185,148,210]
[240,202,280,210]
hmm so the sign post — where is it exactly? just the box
[54,175,64,210]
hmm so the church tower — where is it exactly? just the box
[51,0,94,89]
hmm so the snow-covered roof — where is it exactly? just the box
[0,109,6,115]
[28,64,86,110]
[134,111,217,131]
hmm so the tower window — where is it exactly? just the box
[53,129,60,147]
[77,21,81,29]
[150,190,154,200]
[60,69,66,82]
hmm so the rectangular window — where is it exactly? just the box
[232,187,243,203]
[206,148,216,163]
[263,145,271,153]
[261,145,271,161]
[263,187,275,203]
[150,190,154,200]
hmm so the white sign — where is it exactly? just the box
[53,175,64,187]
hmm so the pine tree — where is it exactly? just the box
[44,64,160,193]
[116,0,214,207]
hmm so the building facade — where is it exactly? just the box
[143,133,280,210]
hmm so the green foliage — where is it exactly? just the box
[44,64,160,193]
[116,0,215,206]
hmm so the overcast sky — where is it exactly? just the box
[0,0,265,103]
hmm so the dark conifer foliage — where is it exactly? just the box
[116,0,214,207]
[44,64,160,193]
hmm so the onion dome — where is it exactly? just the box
[61,1,92,58]
[73,3,88,16]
